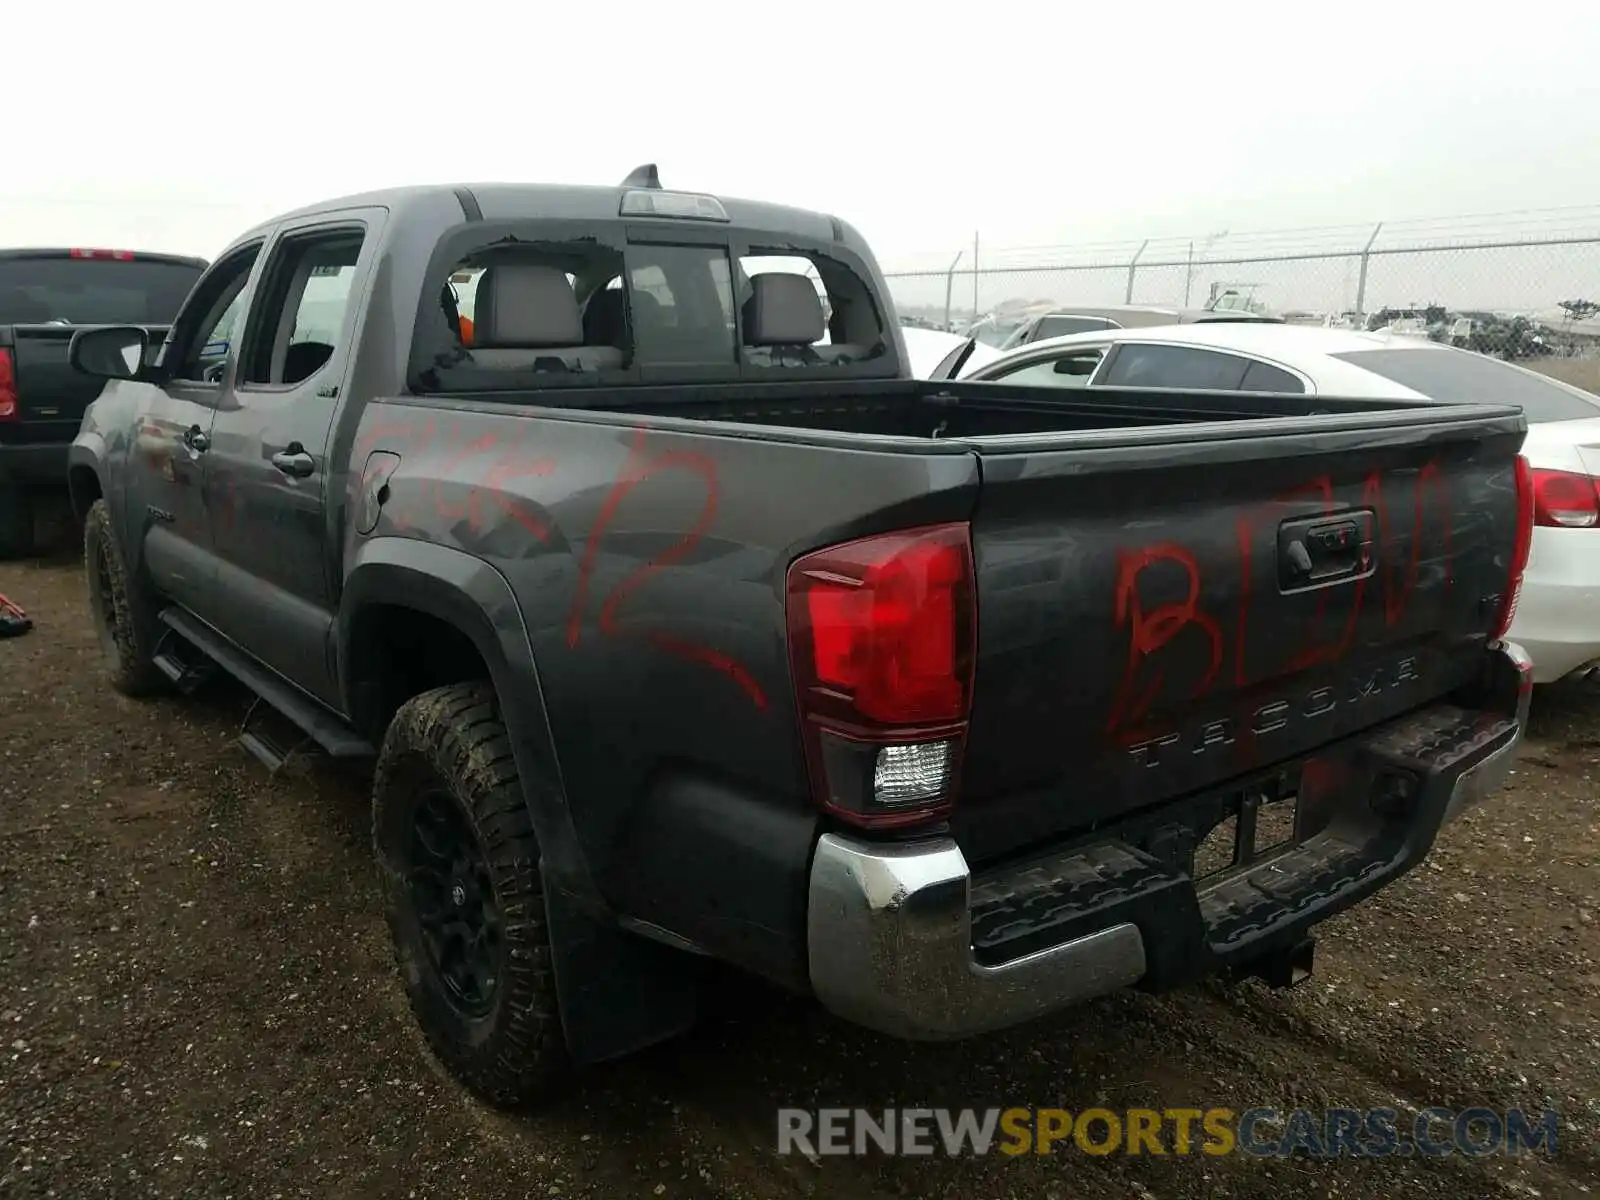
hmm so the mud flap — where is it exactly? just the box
[541,875,698,1066]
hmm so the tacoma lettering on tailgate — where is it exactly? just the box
[1125,655,1422,768]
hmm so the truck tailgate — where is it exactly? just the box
[954,404,1527,865]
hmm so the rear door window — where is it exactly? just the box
[1097,343,1253,391]
[0,256,203,324]
[1331,347,1600,422]
[239,228,367,386]
[1238,359,1306,394]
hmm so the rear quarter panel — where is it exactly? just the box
[343,400,980,946]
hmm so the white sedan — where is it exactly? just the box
[932,322,1600,685]
[898,325,1002,379]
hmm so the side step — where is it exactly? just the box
[238,696,317,775]
[157,608,376,768]
[151,627,219,695]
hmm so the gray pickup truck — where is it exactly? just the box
[66,167,1534,1107]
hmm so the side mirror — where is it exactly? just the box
[1053,355,1099,377]
[69,326,149,381]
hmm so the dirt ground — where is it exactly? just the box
[1,552,1597,1200]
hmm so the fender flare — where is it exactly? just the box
[68,429,140,567]
[339,537,699,1063]
[67,435,108,520]
[338,536,603,913]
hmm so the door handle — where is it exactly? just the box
[271,448,316,479]
[183,425,209,453]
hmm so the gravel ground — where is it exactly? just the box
[1,553,1597,1200]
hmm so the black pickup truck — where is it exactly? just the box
[65,169,1534,1107]
[0,247,207,557]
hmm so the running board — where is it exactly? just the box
[238,696,317,775]
[157,608,375,762]
[151,627,218,695]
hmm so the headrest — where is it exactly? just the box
[742,272,824,346]
[475,264,584,346]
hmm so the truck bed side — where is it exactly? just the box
[340,399,980,981]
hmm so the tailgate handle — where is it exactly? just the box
[1279,512,1375,592]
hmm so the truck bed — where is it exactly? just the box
[349,383,1526,893]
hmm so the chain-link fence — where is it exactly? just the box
[882,214,1600,363]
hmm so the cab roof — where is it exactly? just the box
[244,181,854,249]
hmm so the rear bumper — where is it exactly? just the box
[807,836,1149,1040]
[0,441,70,487]
[1508,529,1600,682]
[806,642,1531,1041]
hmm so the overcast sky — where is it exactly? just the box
[4,0,1598,271]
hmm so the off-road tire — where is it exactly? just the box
[373,681,568,1107]
[0,486,34,560]
[83,498,167,697]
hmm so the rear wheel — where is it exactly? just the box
[0,486,34,560]
[83,498,166,697]
[372,681,568,1106]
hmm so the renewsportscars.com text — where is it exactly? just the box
[776,1106,1560,1159]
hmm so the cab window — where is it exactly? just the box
[733,250,886,369]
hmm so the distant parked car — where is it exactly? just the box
[940,321,1600,684]
[0,247,208,558]
[996,304,1282,351]
[898,324,1001,379]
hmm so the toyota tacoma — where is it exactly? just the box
[65,168,1534,1106]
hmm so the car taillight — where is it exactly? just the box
[1492,455,1535,640]
[1530,466,1600,528]
[786,522,976,829]
[0,349,17,422]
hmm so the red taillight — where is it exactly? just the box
[786,522,976,829]
[0,349,17,422]
[1530,467,1600,529]
[1493,455,1535,640]
[69,248,136,261]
